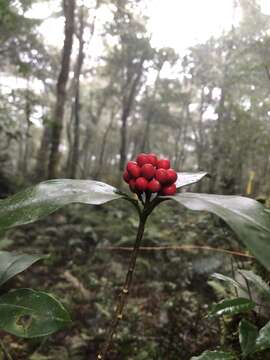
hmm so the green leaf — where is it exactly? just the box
[0,288,71,338]
[0,251,44,286]
[237,270,270,301]
[191,350,236,359]
[209,298,255,317]
[0,179,122,230]
[171,193,270,270]
[239,319,258,358]
[176,172,208,188]
[255,320,270,351]
[211,273,247,293]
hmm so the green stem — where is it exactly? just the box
[0,338,14,360]
[97,210,149,359]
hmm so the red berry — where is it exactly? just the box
[141,163,155,180]
[161,183,177,196]
[135,177,148,192]
[157,159,170,169]
[129,178,136,192]
[147,179,161,193]
[123,170,131,183]
[126,161,140,178]
[166,168,177,185]
[136,153,149,167]
[147,153,158,166]
[155,168,168,184]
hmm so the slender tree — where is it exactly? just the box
[48,0,75,179]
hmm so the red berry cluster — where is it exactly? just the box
[123,153,177,196]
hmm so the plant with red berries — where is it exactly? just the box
[124,153,177,196]
[0,153,270,359]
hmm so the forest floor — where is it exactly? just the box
[0,199,252,359]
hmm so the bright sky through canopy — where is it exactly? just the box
[26,0,231,51]
[148,0,239,52]
[27,0,270,53]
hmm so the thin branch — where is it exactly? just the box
[98,245,254,259]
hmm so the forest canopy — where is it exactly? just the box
[2,1,270,359]
[1,0,270,197]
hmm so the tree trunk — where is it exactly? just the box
[140,66,163,153]
[69,7,85,178]
[140,111,152,153]
[35,122,51,180]
[119,55,146,174]
[175,101,189,170]
[48,0,75,179]
[22,88,31,177]
[94,110,115,179]
[208,87,225,193]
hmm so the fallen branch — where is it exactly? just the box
[63,270,91,301]
[98,245,254,259]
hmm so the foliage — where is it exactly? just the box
[0,180,121,229]
[0,250,70,339]
[0,172,268,358]
[208,298,255,318]
[1,0,270,358]
[199,269,270,359]
[0,288,70,338]
[171,193,270,270]
[0,251,43,286]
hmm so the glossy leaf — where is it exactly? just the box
[171,193,270,270]
[0,179,122,230]
[239,319,258,358]
[256,320,270,351]
[176,172,208,189]
[0,288,71,338]
[209,298,255,317]
[191,350,236,360]
[237,270,270,301]
[0,251,44,286]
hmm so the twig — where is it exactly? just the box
[98,245,254,259]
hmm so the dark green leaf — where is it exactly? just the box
[0,251,44,286]
[209,298,255,317]
[191,350,236,359]
[176,172,208,189]
[256,320,270,351]
[0,179,122,230]
[171,193,270,270]
[239,319,258,358]
[0,288,71,338]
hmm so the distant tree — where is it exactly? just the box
[48,0,76,179]
[104,0,154,180]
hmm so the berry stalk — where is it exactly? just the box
[98,152,176,358]
[97,206,149,360]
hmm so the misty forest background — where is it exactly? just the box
[1,0,270,359]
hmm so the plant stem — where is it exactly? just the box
[0,338,14,360]
[97,211,148,359]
